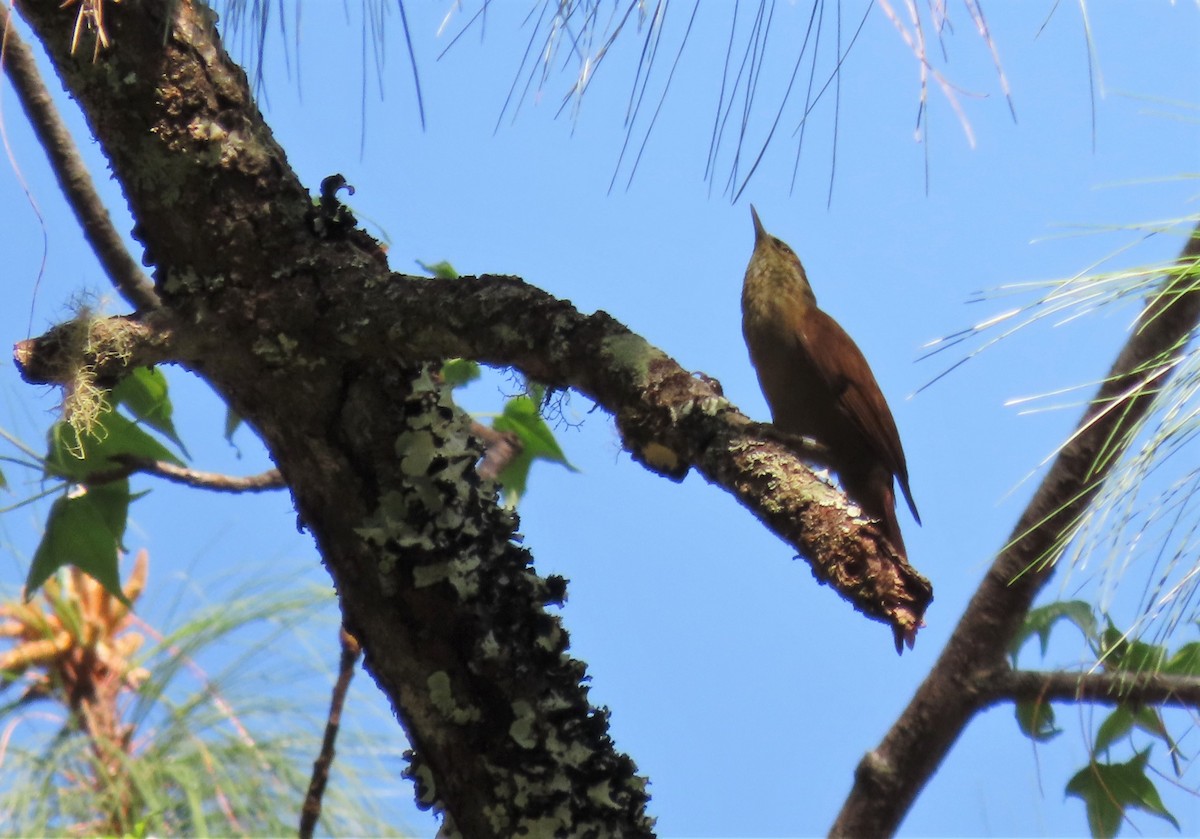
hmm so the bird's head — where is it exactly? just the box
[747,206,816,306]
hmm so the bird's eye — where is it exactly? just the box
[773,237,794,255]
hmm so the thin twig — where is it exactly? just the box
[0,7,160,311]
[299,626,361,839]
[87,455,285,493]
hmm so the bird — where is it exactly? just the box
[741,205,919,557]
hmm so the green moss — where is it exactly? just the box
[598,333,655,383]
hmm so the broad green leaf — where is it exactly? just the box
[1095,701,1181,776]
[1128,706,1184,776]
[26,483,130,604]
[494,448,532,507]
[1164,641,1200,676]
[492,393,578,507]
[113,368,189,456]
[1010,600,1096,664]
[1095,705,1134,756]
[1015,699,1061,742]
[45,410,184,482]
[442,358,481,388]
[493,395,576,469]
[416,259,459,280]
[1099,625,1167,674]
[87,481,133,552]
[1066,751,1179,839]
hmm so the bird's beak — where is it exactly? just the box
[750,205,766,243]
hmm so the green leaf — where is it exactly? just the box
[45,409,184,483]
[1010,600,1096,663]
[1099,625,1167,674]
[26,483,130,604]
[1094,700,1182,776]
[1015,699,1061,742]
[491,393,578,507]
[112,368,189,456]
[88,481,133,551]
[1095,705,1134,755]
[1066,750,1179,839]
[0,465,6,490]
[224,406,243,444]
[442,358,481,388]
[1128,706,1184,776]
[1164,641,1200,677]
[494,395,575,469]
[416,259,459,280]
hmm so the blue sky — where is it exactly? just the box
[2,2,1200,836]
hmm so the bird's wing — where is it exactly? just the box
[797,308,921,524]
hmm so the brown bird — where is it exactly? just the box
[741,206,919,556]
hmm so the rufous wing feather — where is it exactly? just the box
[795,308,920,524]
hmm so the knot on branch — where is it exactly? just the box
[617,357,734,480]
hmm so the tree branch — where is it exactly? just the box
[832,224,1200,836]
[92,455,284,493]
[993,668,1200,710]
[0,7,160,311]
[338,274,934,647]
[13,311,175,385]
[11,3,654,833]
[15,274,934,647]
[6,0,926,832]
[300,626,361,839]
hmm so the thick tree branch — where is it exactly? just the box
[8,0,926,832]
[832,225,1200,836]
[14,274,934,647]
[344,275,933,644]
[12,3,653,834]
[0,7,160,311]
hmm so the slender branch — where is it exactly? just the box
[832,224,1200,836]
[89,455,285,493]
[299,626,361,839]
[0,7,160,311]
[993,669,1200,710]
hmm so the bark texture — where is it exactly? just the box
[11,0,935,833]
[13,2,650,835]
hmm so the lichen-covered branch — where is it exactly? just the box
[15,271,934,647]
[8,0,926,833]
[11,1,652,834]
[831,225,1200,837]
[361,275,932,646]
[13,312,175,386]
